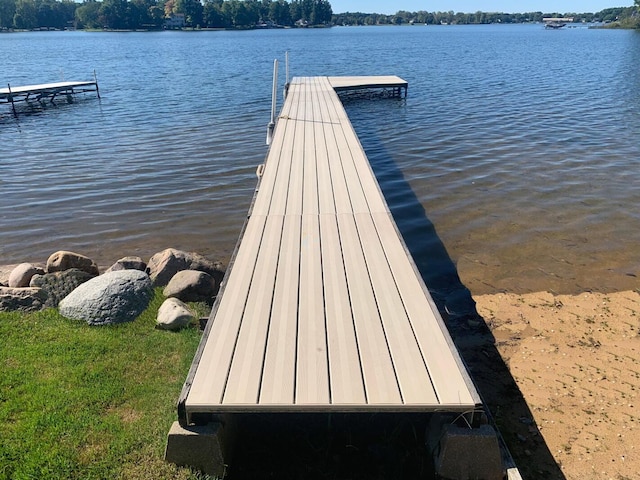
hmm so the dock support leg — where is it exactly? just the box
[94,70,101,99]
[165,419,235,476]
[426,413,504,480]
[8,83,16,116]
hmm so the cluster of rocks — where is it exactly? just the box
[0,248,225,331]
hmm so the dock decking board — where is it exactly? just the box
[181,76,479,421]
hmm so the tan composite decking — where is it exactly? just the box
[327,75,408,95]
[180,76,480,424]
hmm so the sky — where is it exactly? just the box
[329,1,633,15]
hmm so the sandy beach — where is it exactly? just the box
[465,290,640,480]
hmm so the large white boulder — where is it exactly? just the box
[59,270,152,326]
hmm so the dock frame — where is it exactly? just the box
[328,75,408,98]
[0,79,100,115]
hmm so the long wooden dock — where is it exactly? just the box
[178,76,481,425]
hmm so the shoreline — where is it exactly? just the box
[3,262,638,478]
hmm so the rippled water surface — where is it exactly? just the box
[2,25,639,295]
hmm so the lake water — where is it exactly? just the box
[2,25,639,297]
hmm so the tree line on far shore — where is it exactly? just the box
[334,5,639,27]
[0,0,638,31]
[0,0,333,30]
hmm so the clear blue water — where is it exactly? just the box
[2,25,639,295]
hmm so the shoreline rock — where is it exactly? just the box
[163,270,218,304]
[59,269,153,326]
[0,248,224,320]
[156,297,195,331]
[46,250,100,276]
[30,268,97,308]
[0,286,47,312]
[8,263,45,288]
[147,248,224,287]
[105,256,147,274]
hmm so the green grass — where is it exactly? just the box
[0,290,211,480]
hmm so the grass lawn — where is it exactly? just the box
[0,289,213,480]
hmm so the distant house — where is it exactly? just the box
[256,20,278,29]
[165,14,186,29]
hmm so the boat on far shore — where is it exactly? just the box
[543,17,573,29]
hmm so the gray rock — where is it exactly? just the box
[163,270,217,303]
[30,268,96,308]
[146,248,224,287]
[8,263,45,288]
[0,287,47,312]
[59,270,152,326]
[46,250,99,276]
[156,297,195,331]
[105,256,147,273]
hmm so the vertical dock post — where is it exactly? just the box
[266,59,278,146]
[93,70,101,99]
[284,51,290,99]
[8,83,16,116]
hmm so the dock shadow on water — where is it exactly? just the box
[349,99,565,480]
